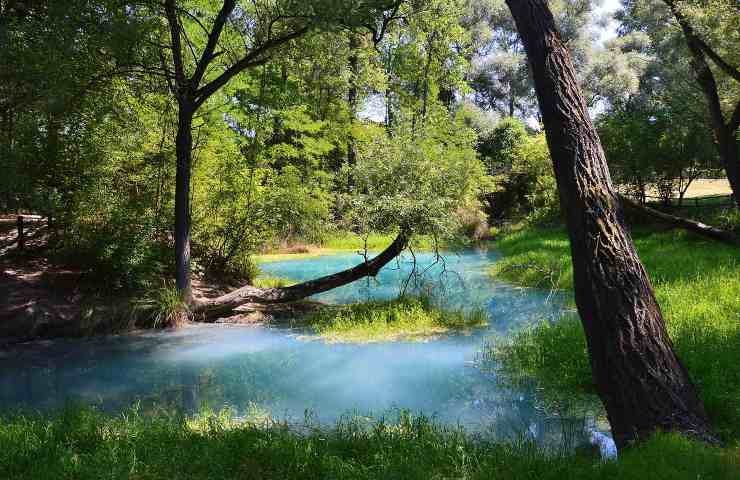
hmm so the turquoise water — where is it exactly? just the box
[0,249,610,451]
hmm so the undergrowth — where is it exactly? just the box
[0,406,738,479]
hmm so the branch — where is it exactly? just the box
[163,0,186,92]
[191,0,237,88]
[193,25,310,108]
[696,36,740,83]
[730,99,740,133]
[662,0,740,82]
[619,194,740,246]
[662,0,727,133]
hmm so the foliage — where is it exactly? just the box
[488,225,740,440]
[340,112,489,242]
[1,406,739,479]
[597,93,719,205]
[303,295,488,343]
[481,118,559,222]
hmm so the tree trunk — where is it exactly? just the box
[620,194,740,246]
[719,127,740,208]
[504,0,718,449]
[194,232,408,319]
[174,105,194,299]
[16,215,24,251]
[661,0,740,209]
[347,33,360,169]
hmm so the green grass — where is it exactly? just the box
[301,296,488,343]
[132,281,190,328]
[251,275,295,289]
[1,406,738,479]
[320,232,402,250]
[256,232,467,263]
[487,226,740,440]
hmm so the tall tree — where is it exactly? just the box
[660,0,740,207]
[503,0,718,449]
[158,0,311,299]
[156,0,408,299]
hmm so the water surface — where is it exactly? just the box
[0,249,607,451]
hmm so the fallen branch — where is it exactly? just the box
[619,194,740,246]
[193,231,409,320]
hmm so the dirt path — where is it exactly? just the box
[0,219,83,344]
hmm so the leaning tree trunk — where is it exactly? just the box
[347,32,360,170]
[504,0,718,449]
[194,231,409,320]
[619,194,740,246]
[174,105,194,298]
[660,0,740,209]
[719,128,740,208]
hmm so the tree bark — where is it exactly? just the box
[505,0,718,449]
[16,215,24,251]
[347,33,360,170]
[194,231,408,319]
[174,106,194,297]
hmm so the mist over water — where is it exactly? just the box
[0,249,609,452]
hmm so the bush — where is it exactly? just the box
[479,119,559,222]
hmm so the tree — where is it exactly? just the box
[153,0,411,299]
[155,0,310,299]
[620,0,740,207]
[503,0,718,449]
[467,0,600,119]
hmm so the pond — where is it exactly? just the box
[0,248,612,454]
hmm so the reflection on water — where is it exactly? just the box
[0,249,609,453]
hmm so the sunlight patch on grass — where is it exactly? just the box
[251,275,295,288]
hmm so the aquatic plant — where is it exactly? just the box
[133,282,190,328]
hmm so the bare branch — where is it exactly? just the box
[163,0,186,93]
[193,25,310,108]
[191,0,237,88]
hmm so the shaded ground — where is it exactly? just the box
[0,218,320,345]
[0,218,86,343]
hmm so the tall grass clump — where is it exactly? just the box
[488,226,740,440]
[132,281,190,328]
[1,406,739,479]
[303,296,488,343]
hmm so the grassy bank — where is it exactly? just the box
[302,296,488,343]
[255,232,463,263]
[1,407,739,479]
[487,226,740,441]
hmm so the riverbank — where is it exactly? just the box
[487,225,740,443]
[1,406,738,479]
[0,226,484,344]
